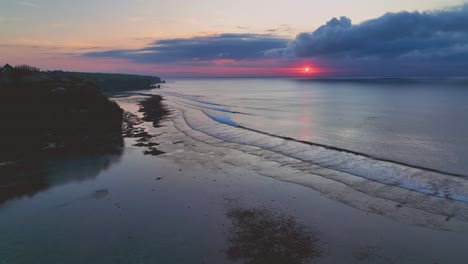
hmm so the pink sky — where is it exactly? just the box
[1,0,466,77]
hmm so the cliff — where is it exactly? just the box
[43,71,163,93]
[0,66,131,162]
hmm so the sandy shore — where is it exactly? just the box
[0,93,468,263]
[112,93,468,263]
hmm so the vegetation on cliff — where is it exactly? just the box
[66,72,163,93]
[0,64,162,162]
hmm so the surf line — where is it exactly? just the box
[235,125,467,178]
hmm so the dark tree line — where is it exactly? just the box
[14,64,40,73]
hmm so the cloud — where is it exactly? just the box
[265,24,294,34]
[84,33,289,65]
[282,4,468,61]
[0,43,44,49]
[82,4,468,76]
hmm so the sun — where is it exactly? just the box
[295,65,318,76]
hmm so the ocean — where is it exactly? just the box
[159,77,468,201]
[1,78,468,263]
[165,77,468,176]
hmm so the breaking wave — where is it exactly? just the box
[161,91,468,204]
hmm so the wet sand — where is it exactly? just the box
[0,93,468,263]
[118,93,468,263]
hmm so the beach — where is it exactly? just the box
[3,1,468,262]
[2,89,468,264]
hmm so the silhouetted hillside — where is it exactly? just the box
[50,71,163,93]
[0,65,127,162]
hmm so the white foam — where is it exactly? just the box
[163,92,468,204]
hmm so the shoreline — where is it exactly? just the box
[120,93,170,156]
[1,91,468,263]
[126,91,468,231]
[114,93,468,262]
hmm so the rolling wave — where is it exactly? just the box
[162,91,468,204]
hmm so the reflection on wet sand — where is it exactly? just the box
[0,93,169,206]
[0,151,122,205]
[225,206,322,264]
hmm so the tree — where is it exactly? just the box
[14,64,40,74]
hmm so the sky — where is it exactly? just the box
[1,0,468,77]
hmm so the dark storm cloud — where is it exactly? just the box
[85,5,468,63]
[84,33,289,64]
[284,4,468,61]
[82,5,468,76]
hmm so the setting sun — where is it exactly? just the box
[293,65,320,76]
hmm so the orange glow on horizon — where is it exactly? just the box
[1,48,331,77]
[212,59,237,65]
[296,65,320,76]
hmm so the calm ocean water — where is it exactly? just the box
[165,77,468,176]
[2,83,468,263]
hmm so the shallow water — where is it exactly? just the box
[165,77,468,176]
[1,85,468,263]
[2,135,468,264]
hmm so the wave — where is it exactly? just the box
[293,77,468,86]
[161,91,468,204]
[205,112,240,127]
[181,92,465,178]
[238,125,467,178]
[176,100,250,115]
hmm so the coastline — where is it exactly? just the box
[0,67,164,166]
[114,93,468,262]
[155,90,468,229]
[121,93,169,156]
[107,91,468,230]
[1,91,468,263]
